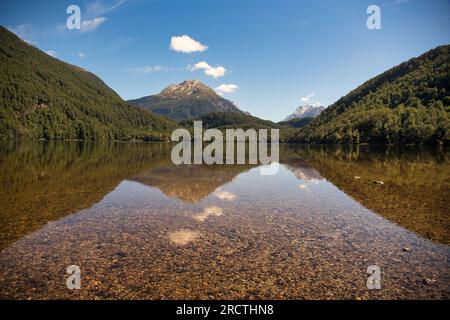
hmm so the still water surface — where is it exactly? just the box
[0,141,448,299]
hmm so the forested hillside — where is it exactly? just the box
[291,45,450,144]
[0,26,176,141]
[279,117,314,128]
[179,112,296,142]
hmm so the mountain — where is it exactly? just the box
[291,45,450,144]
[0,26,176,141]
[128,80,242,121]
[131,164,255,204]
[283,105,325,121]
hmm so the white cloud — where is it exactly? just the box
[300,92,322,107]
[78,52,85,58]
[7,24,38,44]
[82,17,107,32]
[193,206,223,222]
[205,66,226,78]
[25,39,39,46]
[301,93,315,102]
[300,93,321,106]
[136,65,163,74]
[86,0,126,17]
[393,0,410,5]
[45,50,57,57]
[129,65,164,74]
[214,191,237,200]
[191,61,210,70]
[58,1,125,34]
[128,65,179,75]
[7,24,33,38]
[190,61,226,78]
[382,0,411,6]
[215,84,238,95]
[170,35,208,53]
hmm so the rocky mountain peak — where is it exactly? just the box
[159,79,216,99]
[283,105,325,121]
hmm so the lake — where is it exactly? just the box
[0,141,448,299]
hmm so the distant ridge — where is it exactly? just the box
[283,105,325,121]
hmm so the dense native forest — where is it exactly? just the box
[179,111,296,142]
[180,111,280,130]
[290,45,450,145]
[278,117,315,128]
[0,26,176,141]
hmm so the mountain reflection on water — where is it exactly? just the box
[0,141,448,299]
[1,141,447,247]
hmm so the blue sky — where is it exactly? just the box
[1,0,449,121]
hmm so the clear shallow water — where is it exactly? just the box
[0,141,448,299]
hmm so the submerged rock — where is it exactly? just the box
[423,278,436,286]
